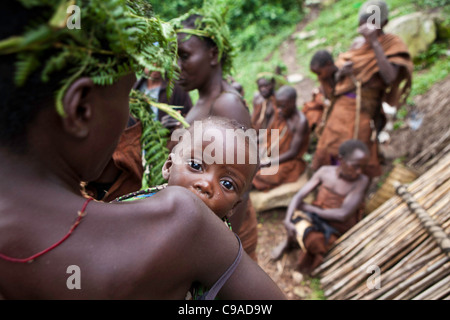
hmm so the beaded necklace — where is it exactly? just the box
[114,184,233,230]
[0,197,93,263]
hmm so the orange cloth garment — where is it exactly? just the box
[237,199,259,262]
[251,95,276,131]
[335,33,413,107]
[101,121,144,202]
[253,109,309,191]
[302,88,324,132]
[312,33,413,178]
[297,185,364,275]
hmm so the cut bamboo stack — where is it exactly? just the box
[312,152,450,300]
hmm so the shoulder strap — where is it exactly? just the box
[199,233,243,300]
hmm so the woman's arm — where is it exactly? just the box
[358,23,399,85]
[300,175,369,222]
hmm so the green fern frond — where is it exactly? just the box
[14,53,39,86]
[1,0,179,116]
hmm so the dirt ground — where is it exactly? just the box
[254,74,450,300]
[254,6,450,300]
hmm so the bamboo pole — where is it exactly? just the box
[394,182,450,257]
[413,275,450,300]
[313,154,450,299]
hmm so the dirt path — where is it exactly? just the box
[255,7,323,300]
[279,6,320,107]
[255,75,450,300]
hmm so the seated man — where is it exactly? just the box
[251,73,277,131]
[253,86,309,191]
[272,140,370,276]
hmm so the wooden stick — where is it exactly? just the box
[394,182,450,257]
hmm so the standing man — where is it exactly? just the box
[312,0,413,178]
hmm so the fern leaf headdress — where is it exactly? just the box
[0,0,179,116]
[170,0,235,77]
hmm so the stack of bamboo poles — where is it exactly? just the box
[312,152,450,300]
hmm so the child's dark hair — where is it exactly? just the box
[310,50,334,69]
[338,139,369,159]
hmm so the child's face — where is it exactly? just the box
[339,149,369,181]
[310,63,335,82]
[163,126,257,218]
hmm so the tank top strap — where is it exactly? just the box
[198,233,243,300]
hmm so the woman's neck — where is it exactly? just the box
[0,147,81,197]
[197,69,224,102]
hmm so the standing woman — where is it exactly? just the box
[165,5,259,261]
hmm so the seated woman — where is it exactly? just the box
[272,139,370,276]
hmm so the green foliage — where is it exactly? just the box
[306,277,326,300]
[414,0,449,8]
[130,90,169,188]
[227,0,304,51]
[1,0,178,116]
[151,0,304,52]
[130,90,190,188]
[413,42,449,71]
[170,0,235,76]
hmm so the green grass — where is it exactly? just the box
[231,0,449,110]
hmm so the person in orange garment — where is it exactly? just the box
[272,139,370,275]
[312,0,413,178]
[253,85,309,191]
[251,73,277,131]
[303,50,338,135]
[302,50,339,156]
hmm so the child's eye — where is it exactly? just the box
[188,160,202,171]
[220,180,235,191]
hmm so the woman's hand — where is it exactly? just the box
[358,22,379,45]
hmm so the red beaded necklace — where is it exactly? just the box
[0,197,93,263]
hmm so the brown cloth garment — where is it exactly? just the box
[251,95,276,131]
[237,200,259,262]
[312,33,413,178]
[302,88,325,133]
[83,121,144,202]
[296,185,364,275]
[253,108,310,191]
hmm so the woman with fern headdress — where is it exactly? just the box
[0,0,285,300]
[166,1,251,131]
[167,1,260,262]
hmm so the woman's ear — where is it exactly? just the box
[61,77,95,138]
[209,46,220,67]
[162,153,174,180]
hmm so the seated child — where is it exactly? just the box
[113,116,259,299]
